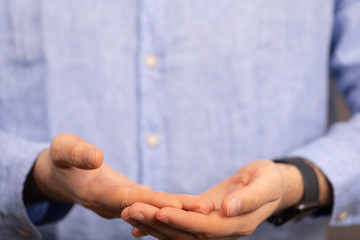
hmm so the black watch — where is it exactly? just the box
[267,157,321,226]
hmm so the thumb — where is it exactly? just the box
[221,176,281,217]
[50,133,104,169]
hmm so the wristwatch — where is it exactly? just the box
[267,157,321,226]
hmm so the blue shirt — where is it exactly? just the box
[1,1,360,239]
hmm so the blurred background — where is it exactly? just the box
[327,79,360,240]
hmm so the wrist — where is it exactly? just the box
[276,163,304,211]
[269,157,333,226]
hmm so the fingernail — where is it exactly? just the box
[227,198,241,217]
[132,228,144,238]
[130,212,144,221]
[157,216,169,224]
[195,208,207,214]
[85,149,95,168]
[121,208,130,221]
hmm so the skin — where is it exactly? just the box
[122,159,333,239]
[23,133,212,220]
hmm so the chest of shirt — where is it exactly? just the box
[0,0,333,191]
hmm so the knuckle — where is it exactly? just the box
[50,136,62,160]
[148,191,164,203]
[105,185,129,211]
[118,199,129,211]
[117,197,130,211]
[69,143,78,165]
[118,188,131,208]
[50,133,80,166]
[51,133,70,148]
[51,134,62,146]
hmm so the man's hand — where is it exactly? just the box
[23,133,212,219]
[122,159,312,239]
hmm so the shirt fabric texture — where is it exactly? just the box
[0,0,360,239]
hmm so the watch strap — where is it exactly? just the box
[267,157,320,226]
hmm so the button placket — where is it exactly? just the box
[137,0,169,187]
[145,55,158,68]
[146,134,160,147]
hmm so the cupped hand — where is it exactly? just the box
[25,133,212,219]
[122,159,304,239]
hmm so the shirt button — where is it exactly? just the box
[146,134,160,147]
[145,55,158,68]
[337,211,349,221]
[17,229,31,238]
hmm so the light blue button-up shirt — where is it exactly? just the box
[1,1,360,239]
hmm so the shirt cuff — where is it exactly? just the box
[288,117,360,226]
[26,201,73,226]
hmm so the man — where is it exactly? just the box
[1,1,359,239]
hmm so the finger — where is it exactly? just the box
[157,207,260,238]
[122,206,172,240]
[122,207,149,238]
[221,164,281,216]
[92,206,125,219]
[172,194,215,214]
[129,220,170,239]
[91,181,182,211]
[157,208,219,234]
[50,133,103,169]
[125,189,182,209]
[132,227,147,238]
[124,203,193,240]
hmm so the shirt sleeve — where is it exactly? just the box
[0,131,72,239]
[289,0,360,227]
